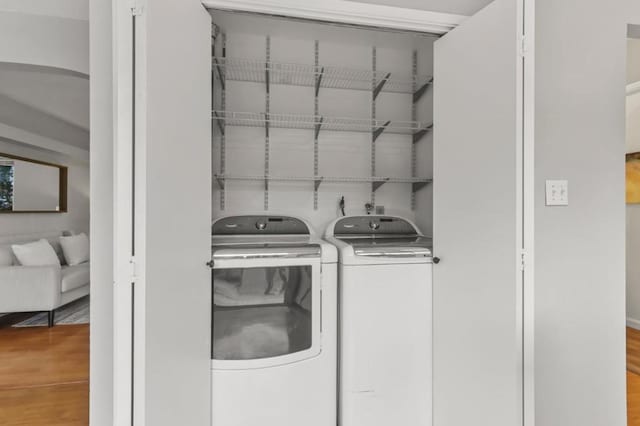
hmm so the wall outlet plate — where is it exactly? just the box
[375,205,385,215]
[546,180,569,206]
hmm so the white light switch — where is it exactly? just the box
[546,180,569,206]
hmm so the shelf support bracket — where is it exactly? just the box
[215,175,225,190]
[213,111,225,136]
[412,180,430,192]
[413,78,433,103]
[264,176,269,192]
[373,121,391,142]
[412,124,433,144]
[373,72,391,100]
[315,67,324,97]
[213,58,226,91]
[314,177,323,191]
[315,116,324,140]
[372,178,390,192]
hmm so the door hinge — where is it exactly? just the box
[128,256,138,283]
[131,3,143,16]
[519,36,529,58]
[519,250,527,271]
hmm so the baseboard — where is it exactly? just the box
[627,317,640,330]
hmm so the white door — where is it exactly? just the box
[433,0,532,425]
[117,1,212,425]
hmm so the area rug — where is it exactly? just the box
[12,296,90,327]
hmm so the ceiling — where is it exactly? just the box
[348,0,495,17]
[0,64,89,151]
[0,0,89,154]
[212,10,438,50]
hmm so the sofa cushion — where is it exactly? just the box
[59,233,89,266]
[61,263,90,292]
[12,239,61,267]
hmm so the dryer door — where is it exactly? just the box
[211,256,322,369]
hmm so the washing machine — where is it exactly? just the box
[325,215,433,426]
[210,215,337,426]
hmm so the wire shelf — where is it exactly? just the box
[214,174,432,192]
[213,57,433,95]
[212,110,432,135]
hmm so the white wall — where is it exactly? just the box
[212,17,434,235]
[627,39,640,328]
[0,140,89,235]
[534,1,640,425]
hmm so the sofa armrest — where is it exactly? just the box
[0,266,62,313]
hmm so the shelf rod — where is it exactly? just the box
[373,72,392,100]
[373,120,392,142]
[412,124,433,143]
[413,78,434,103]
[315,116,324,139]
[315,67,324,97]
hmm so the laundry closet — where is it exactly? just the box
[119,1,532,426]
[209,11,436,426]
[210,11,435,234]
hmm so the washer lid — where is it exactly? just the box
[337,235,432,257]
[329,216,431,258]
[332,215,420,237]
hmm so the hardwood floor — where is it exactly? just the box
[0,323,639,425]
[0,324,88,426]
[630,327,640,426]
[629,327,640,375]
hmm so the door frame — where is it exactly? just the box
[202,2,535,425]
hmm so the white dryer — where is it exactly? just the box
[325,215,433,426]
[210,215,337,426]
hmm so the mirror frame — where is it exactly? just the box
[0,152,68,214]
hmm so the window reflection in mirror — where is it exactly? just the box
[0,154,67,213]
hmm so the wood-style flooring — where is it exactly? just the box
[1,323,640,425]
[0,324,88,426]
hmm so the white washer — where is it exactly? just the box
[211,215,337,426]
[325,215,433,426]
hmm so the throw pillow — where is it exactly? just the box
[11,239,61,267]
[59,233,90,266]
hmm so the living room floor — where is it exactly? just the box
[0,324,88,426]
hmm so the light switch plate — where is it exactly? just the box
[546,180,569,206]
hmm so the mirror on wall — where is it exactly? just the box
[0,153,67,213]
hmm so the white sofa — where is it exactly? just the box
[0,231,89,326]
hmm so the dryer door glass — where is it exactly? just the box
[213,265,313,361]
